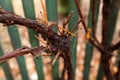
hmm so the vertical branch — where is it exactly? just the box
[101,0,110,46]
[91,0,96,37]
[100,0,113,80]
[97,0,120,79]
[62,51,74,80]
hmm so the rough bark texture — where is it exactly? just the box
[0,8,73,80]
[0,1,120,79]
[101,0,113,79]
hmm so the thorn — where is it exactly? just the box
[58,27,77,37]
[15,46,29,52]
[32,52,52,60]
[71,19,83,33]
[35,35,52,52]
[36,17,47,26]
[63,11,74,29]
[31,53,40,60]
[48,21,57,29]
[40,0,48,26]
[52,51,61,65]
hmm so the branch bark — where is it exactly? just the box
[101,0,113,79]
[111,41,120,51]
[0,2,120,79]
[0,46,45,63]
[0,8,73,80]
[74,0,114,79]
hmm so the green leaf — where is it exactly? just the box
[0,43,14,80]
[45,0,58,79]
[83,0,100,80]
[68,0,80,75]
[0,0,29,80]
[21,0,44,80]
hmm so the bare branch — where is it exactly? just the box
[0,8,47,34]
[0,46,45,63]
[74,0,87,32]
[74,0,102,52]
[111,41,120,51]
[0,8,73,79]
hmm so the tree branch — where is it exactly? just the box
[0,46,45,63]
[74,0,114,79]
[111,41,120,51]
[0,8,73,80]
[74,0,102,51]
[0,8,48,35]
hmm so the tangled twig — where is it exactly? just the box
[0,8,74,80]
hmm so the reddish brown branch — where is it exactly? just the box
[110,41,120,51]
[0,8,59,44]
[102,0,111,46]
[101,0,113,79]
[74,0,113,79]
[92,0,96,36]
[74,0,87,32]
[0,8,73,80]
[74,0,102,51]
[0,46,45,63]
[0,8,47,35]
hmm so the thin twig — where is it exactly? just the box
[74,0,87,32]
[0,8,73,80]
[74,0,102,52]
[111,41,120,51]
[0,46,45,62]
[63,11,73,28]
[52,51,61,65]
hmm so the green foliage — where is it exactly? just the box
[107,0,119,43]
[0,43,13,80]
[0,0,29,80]
[68,0,79,75]
[45,0,58,79]
[21,0,44,80]
[58,0,69,16]
[45,0,58,32]
[83,43,94,80]
[83,0,100,80]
